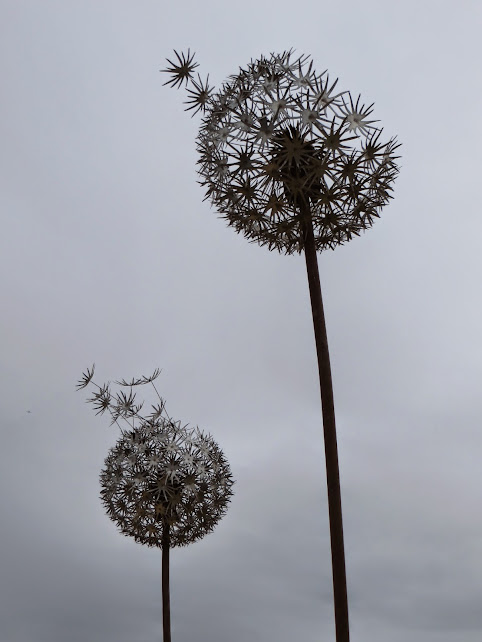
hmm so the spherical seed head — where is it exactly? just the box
[166,50,400,255]
[100,418,234,548]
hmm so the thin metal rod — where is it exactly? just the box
[300,203,350,642]
[162,524,171,642]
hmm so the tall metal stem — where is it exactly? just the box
[162,523,171,642]
[300,202,350,642]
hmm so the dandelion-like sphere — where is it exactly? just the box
[101,418,234,548]
[163,49,400,254]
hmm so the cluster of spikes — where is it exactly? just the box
[77,365,234,548]
[162,49,400,254]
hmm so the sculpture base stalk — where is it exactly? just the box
[162,525,171,642]
[301,204,350,642]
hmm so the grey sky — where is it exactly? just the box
[1,1,482,641]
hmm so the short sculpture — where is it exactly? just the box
[77,366,234,642]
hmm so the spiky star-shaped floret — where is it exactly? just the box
[184,74,213,116]
[339,94,378,135]
[88,383,112,416]
[162,49,199,88]
[362,129,393,169]
[114,368,161,387]
[76,364,95,390]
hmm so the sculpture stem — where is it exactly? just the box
[162,524,171,642]
[300,202,350,642]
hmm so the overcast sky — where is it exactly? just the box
[1,1,482,641]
